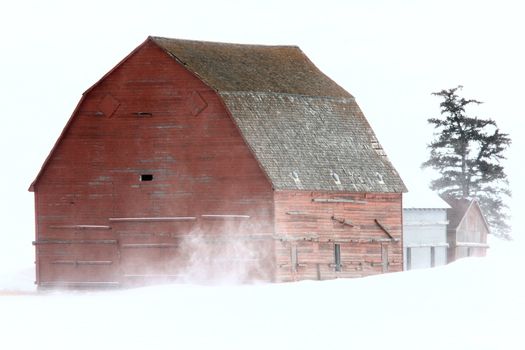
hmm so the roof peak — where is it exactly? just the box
[150,36,300,50]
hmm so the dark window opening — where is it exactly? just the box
[430,246,436,267]
[133,112,153,117]
[334,244,341,272]
[140,174,153,181]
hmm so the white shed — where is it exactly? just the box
[403,187,450,270]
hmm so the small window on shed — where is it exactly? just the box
[140,174,154,181]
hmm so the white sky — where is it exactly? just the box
[1,0,524,269]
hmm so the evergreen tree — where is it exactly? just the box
[422,86,511,237]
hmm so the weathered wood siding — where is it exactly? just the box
[273,191,403,282]
[448,204,489,261]
[33,40,275,286]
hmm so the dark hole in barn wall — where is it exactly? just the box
[140,174,154,181]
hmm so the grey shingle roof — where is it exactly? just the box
[221,92,406,192]
[151,36,351,98]
[151,36,406,193]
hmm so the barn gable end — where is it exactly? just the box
[30,36,406,287]
[31,39,275,287]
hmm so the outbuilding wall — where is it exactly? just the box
[448,204,489,261]
[403,209,448,270]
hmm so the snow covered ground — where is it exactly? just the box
[1,237,523,350]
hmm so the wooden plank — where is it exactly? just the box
[381,244,389,273]
[121,243,179,249]
[51,260,113,265]
[48,225,112,230]
[276,235,319,242]
[33,239,117,245]
[331,216,354,227]
[109,217,196,222]
[374,219,396,240]
[201,214,250,219]
[326,238,396,243]
[312,198,367,204]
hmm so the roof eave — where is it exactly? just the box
[28,94,87,192]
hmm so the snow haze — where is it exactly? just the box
[1,1,524,348]
[1,238,523,350]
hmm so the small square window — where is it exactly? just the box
[140,174,153,181]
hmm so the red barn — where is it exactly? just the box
[30,36,406,288]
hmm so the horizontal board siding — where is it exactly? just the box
[34,41,275,286]
[274,191,402,282]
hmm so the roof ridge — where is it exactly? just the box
[150,36,300,49]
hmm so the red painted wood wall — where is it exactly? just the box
[33,39,404,287]
[273,191,403,282]
[33,40,275,287]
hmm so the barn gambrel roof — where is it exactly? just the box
[30,36,406,193]
[152,37,406,193]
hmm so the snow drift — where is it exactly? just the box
[0,237,523,350]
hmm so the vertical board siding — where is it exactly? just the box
[274,191,403,282]
[449,204,489,261]
[34,41,275,286]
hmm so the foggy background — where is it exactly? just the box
[1,0,524,273]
